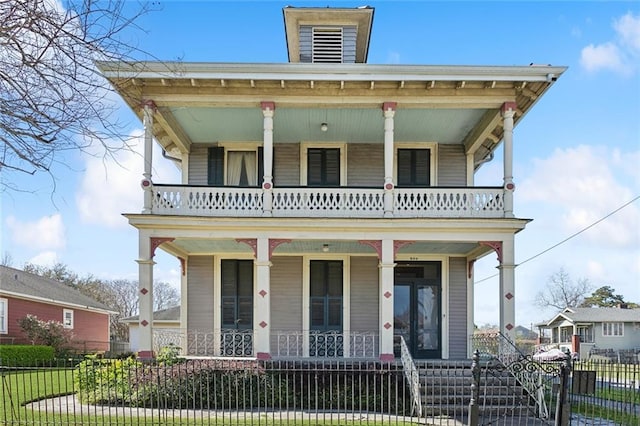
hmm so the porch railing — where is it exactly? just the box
[153,329,378,359]
[399,336,423,418]
[149,184,505,218]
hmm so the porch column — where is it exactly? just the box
[382,102,397,218]
[254,238,271,359]
[502,102,516,218]
[261,102,275,217]
[379,239,395,361]
[499,236,516,343]
[141,100,155,214]
[136,234,155,359]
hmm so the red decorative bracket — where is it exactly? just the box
[501,101,517,114]
[480,241,503,263]
[260,101,275,111]
[141,99,157,111]
[150,237,174,258]
[269,239,291,260]
[236,239,257,257]
[178,257,186,276]
[382,102,397,112]
[394,240,415,258]
[358,240,382,260]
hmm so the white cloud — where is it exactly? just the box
[76,131,180,228]
[6,214,66,250]
[519,145,639,249]
[580,12,640,75]
[28,251,59,267]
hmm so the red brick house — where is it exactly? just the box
[0,265,116,352]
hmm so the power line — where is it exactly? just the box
[475,195,640,285]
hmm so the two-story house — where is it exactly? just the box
[97,6,565,360]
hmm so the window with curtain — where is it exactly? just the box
[0,298,7,334]
[397,148,430,187]
[208,148,263,187]
[310,260,343,331]
[221,260,253,330]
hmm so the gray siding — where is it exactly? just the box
[271,257,303,331]
[347,144,383,186]
[438,145,467,186]
[188,145,210,185]
[273,144,300,186]
[187,256,214,332]
[350,257,379,331]
[448,257,468,359]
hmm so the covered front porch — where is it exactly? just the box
[131,220,523,361]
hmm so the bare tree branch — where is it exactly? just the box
[534,267,595,310]
[0,0,158,192]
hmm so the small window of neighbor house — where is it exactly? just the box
[602,322,623,337]
[0,298,7,334]
[63,309,74,329]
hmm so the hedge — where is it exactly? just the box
[0,345,55,366]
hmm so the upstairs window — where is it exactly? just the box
[602,322,623,337]
[208,147,263,187]
[397,149,431,187]
[307,148,340,187]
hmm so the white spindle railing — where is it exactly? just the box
[150,185,505,218]
[154,329,254,357]
[273,331,378,359]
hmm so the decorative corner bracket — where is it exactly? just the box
[150,237,175,258]
[269,239,291,260]
[479,241,503,263]
[236,239,258,258]
[358,240,382,260]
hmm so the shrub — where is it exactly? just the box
[17,314,73,357]
[75,355,143,404]
[0,344,55,366]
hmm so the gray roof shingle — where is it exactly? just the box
[549,307,640,325]
[0,265,114,313]
[121,306,180,323]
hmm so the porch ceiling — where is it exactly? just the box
[170,107,484,144]
[162,238,482,258]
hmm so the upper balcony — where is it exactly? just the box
[149,184,505,219]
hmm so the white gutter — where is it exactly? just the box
[0,290,118,315]
[96,61,567,83]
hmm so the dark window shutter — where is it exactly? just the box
[398,149,430,187]
[308,148,340,187]
[257,146,264,187]
[310,260,343,331]
[208,147,224,186]
[221,260,253,329]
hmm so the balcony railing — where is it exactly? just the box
[149,185,506,218]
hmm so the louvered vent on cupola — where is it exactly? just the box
[299,25,357,64]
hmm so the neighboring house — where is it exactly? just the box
[97,6,565,360]
[0,265,116,352]
[122,306,181,353]
[538,306,640,359]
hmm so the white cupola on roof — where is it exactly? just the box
[283,6,374,64]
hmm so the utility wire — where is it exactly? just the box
[475,195,640,285]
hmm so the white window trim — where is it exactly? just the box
[217,142,263,186]
[602,322,624,337]
[0,298,7,334]
[63,308,74,329]
[393,142,438,186]
[300,142,347,186]
[302,255,351,357]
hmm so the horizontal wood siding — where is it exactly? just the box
[187,256,214,332]
[273,144,300,186]
[438,144,467,186]
[188,145,210,185]
[347,144,383,186]
[350,257,379,331]
[448,257,468,359]
[2,296,109,351]
[271,257,302,331]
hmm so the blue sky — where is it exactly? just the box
[2,1,639,329]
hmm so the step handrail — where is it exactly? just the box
[399,336,422,418]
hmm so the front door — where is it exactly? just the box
[394,263,441,359]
